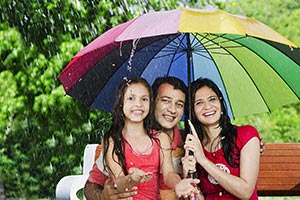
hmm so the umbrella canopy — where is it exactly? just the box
[58,7,300,119]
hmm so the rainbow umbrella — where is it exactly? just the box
[58,7,300,118]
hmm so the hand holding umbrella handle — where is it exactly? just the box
[187,146,197,200]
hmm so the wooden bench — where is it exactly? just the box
[257,143,300,196]
[56,143,300,199]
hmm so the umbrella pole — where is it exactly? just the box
[186,33,197,200]
[186,33,192,121]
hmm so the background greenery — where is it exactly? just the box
[0,0,299,198]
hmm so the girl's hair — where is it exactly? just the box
[103,77,155,175]
[189,78,239,167]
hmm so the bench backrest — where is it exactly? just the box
[83,143,300,196]
[257,143,300,196]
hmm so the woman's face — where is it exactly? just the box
[123,83,150,123]
[194,86,222,127]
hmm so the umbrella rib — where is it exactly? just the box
[154,34,189,64]
[191,33,239,116]
[164,34,193,67]
[226,35,300,103]
[166,34,188,75]
[231,36,300,102]
[205,34,274,113]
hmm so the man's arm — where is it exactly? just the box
[84,180,103,200]
[84,178,138,200]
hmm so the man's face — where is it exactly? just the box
[154,83,186,130]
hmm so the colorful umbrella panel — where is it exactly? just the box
[59,7,300,119]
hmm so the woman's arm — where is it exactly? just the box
[186,121,260,200]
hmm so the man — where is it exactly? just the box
[84,76,188,200]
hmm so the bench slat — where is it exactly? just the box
[258,177,300,185]
[260,156,300,162]
[263,143,300,150]
[257,143,300,196]
[263,150,300,156]
[259,171,300,177]
[260,165,300,171]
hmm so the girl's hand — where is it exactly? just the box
[175,178,200,199]
[184,120,206,164]
[128,167,153,183]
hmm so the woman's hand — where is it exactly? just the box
[181,151,197,178]
[128,167,153,183]
[184,120,206,164]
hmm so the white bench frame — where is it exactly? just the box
[56,144,98,200]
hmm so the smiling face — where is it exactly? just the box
[154,83,185,130]
[123,83,150,123]
[194,86,222,128]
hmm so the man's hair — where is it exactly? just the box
[152,76,187,99]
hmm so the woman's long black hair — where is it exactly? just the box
[189,78,239,168]
[102,77,155,175]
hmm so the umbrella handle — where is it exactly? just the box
[187,167,197,200]
[187,150,197,200]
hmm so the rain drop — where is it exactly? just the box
[119,41,123,56]
[49,162,53,173]
[127,38,140,72]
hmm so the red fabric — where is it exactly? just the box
[123,134,161,200]
[88,144,107,186]
[88,127,184,196]
[88,131,161,200]
[170,126,184,149]
[198,125,260,200]
[88,163,108,186]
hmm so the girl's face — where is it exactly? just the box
[194,86,222,127]
[123,83,150,123]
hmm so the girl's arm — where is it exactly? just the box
[186,121,260,200]
[105,137,140,192]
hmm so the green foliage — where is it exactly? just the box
[233,106,300,142]
[223,0,300,45]
[0,0,299,199]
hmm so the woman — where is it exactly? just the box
[183,78,260,200]
[102,77,198,199]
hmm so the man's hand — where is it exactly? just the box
[84,178,137,200]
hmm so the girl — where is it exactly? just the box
[102,77,198,200]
